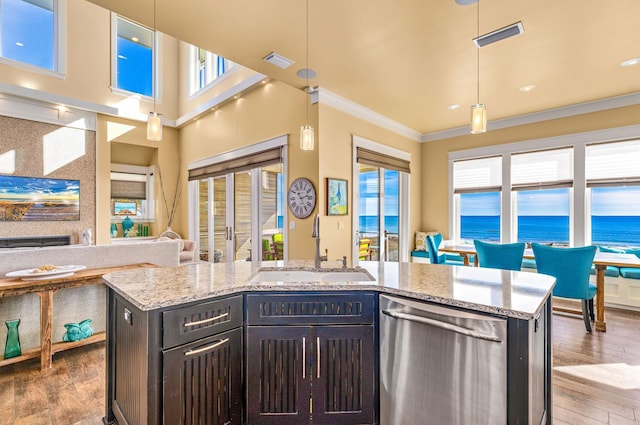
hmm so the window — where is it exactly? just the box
[512,148,573,245]
[586,140,640,247]
[113,15,154,97]
[452,156,502,242]
[110,165,155,221]
[189,45,234,95]
[0,0,63,73]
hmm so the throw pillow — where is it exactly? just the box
[415,232,428,251]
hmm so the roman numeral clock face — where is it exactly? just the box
[287,178,316,219]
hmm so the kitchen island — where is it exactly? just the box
[102,260,555,425]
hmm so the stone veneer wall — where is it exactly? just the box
[0,115,96,243]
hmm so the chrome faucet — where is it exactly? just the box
[337,256,347,268]
[312,214,328,268]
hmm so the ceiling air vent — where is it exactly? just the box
[473,22,524,47]
[263,52,294,69]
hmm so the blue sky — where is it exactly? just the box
[461,187,640,216]
[359,170,399,216]
[1,0,54,69]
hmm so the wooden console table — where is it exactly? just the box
[0,263,155,370]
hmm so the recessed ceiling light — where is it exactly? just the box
[519,84,536,92]
[448,104,460,110]
[297,68,317,79]
[621,57,640,67]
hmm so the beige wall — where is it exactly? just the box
[0,1,179,120]
[179,79,422,262]
[318,105,422,261]
[95,114,180,244]
[421,104,640,238]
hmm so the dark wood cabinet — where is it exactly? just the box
[246,293,376,425]
[163,327,242,425]
[105,291,243,425]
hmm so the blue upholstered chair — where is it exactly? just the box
[532,243,597,332]
[426,235,464,266]
[473,240,525,271]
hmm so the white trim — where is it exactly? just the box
[176,72,267,127]
[448,124,640,161]
[426,92,640,142]
[352,134,412,162]
[55,0,67,75]
[318,88,422,142]
[188,134,287,170]
[0,91,98,130]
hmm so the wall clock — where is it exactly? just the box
[287,177,316,219]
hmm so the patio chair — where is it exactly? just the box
[532,243,597,332]
[473,240,525,271]
[359,238,371,260]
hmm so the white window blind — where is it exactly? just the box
[586,140,640,186]
[453,156,502,193]
[511,148,573,190]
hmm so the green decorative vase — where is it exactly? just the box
[4,319,21,359]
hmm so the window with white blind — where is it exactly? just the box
[511,148,573,190]
[452,156,502,242]
[586,140,640,247]
[511,149,573,245]
[110,165,155,221]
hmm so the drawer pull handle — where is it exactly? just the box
[185,338,229,356]
[316,336,321,378]
[302,336,306,379]
[184,312,229,328]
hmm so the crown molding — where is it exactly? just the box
[423,92,640,142]
[316,87,423,142]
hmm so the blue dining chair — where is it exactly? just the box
[473,240,525,271]
[426,235,464,266]
[531,243,597,332]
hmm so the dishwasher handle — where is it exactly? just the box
[382,309,503,343]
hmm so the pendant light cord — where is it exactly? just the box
[476,0,480,104]
[153,0,157,115]
[306,0,309,124]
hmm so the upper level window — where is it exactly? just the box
[110,165,155,221]
[0,0,63,73]
[586,140,640,247]
[189,45,234,95]
[453,156,502,242]
[113,15,154,97]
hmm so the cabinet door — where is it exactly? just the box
[312,325,375,425]
[246,326,311,425]
[163,327,242,425]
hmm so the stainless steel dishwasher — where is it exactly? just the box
[379,294,508,425]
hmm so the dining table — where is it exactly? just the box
[438,243,640,332]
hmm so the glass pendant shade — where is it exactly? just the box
[147,112,163,141]
[470,103,487,134]
[300,124,314,150]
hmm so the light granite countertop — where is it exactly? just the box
[102,260,555,320]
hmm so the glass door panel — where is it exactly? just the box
[234,171,252,261]
[260,165,284,260]
[212,176,229,262]
[384,169,399,262]
[197,179,209,261]
[358,164,380,261]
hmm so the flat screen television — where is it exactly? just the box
[0,175,80,221]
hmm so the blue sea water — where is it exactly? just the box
[461,215,640,246]
[359,216,399,234]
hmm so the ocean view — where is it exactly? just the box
[461,215,640,246]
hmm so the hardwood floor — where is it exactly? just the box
[0,305,639,424]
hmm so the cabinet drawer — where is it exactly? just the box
[247,292,375,325]
[163,295,243,348]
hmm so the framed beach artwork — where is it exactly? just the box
[0,175,80,221]
[326,178,348,215]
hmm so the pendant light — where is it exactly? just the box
[300,0,314,150]
[147,0,162,141]
[470,0,486,134]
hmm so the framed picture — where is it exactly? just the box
[0,175,80,221]
[113,200,138,216]
[326,178,348,215]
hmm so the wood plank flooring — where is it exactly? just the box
[0,304,639,424]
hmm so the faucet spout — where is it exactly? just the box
[312,214,327,268]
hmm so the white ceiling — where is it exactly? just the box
[86,0,640,136]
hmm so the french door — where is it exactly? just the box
[197,168,283,263]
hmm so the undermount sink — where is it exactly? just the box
[250,268,375,283]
